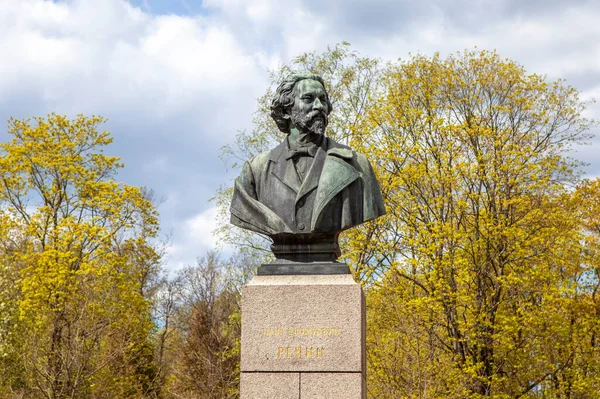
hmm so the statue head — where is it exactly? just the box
[270,72,333,135]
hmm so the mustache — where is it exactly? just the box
[302,110,328,129]
[291,109,329,134]
[306,110,327,121]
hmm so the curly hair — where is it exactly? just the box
[270,72,333,133]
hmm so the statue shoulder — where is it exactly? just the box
[325,138,355,160]
[354,151,371,170]
[325,138,370,167]
[246,150,271,170]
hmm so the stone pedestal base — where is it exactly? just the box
[240,274,366,399]
[241,372,365,399]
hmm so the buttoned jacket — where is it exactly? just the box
[230,136,385,236]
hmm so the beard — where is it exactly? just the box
[291,110,328,136]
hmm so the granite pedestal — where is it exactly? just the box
[240,274,366,399]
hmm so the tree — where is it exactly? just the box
[0,114,162,398]
[158,251,258,399]
[357,50,596,398]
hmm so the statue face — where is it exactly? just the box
[289,79,329,136]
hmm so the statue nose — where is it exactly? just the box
[313,98,324,110]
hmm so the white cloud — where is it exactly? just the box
[200,0,331,61]
[359,3,600,82]
[0,0,267,130]
[184,206,220,248]
[165,206,234,270]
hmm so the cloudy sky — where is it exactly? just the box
[1,0,599,271]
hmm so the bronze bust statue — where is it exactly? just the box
[230,72,385,274]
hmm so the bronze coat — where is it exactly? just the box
[230,137,386,236]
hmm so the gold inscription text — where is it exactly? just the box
[276,346,325,359]
[263,328,341,336]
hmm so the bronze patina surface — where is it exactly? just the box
[230,72,385,274]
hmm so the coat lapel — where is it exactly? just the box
[269,137,360,231]
[269,139,301,193]
[311,147,359,230]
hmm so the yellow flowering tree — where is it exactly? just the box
[353,51,597,398]
[0,114,162,398]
